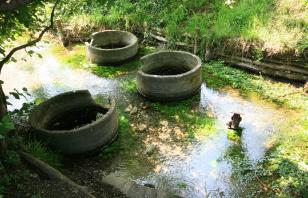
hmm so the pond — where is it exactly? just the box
[1,42,287,197]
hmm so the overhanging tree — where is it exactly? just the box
[0,0,60,119]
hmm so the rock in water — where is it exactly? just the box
[145,144,156,155]
[227,113,242,130]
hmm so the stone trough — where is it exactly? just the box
[137,51,202,101]
[29,90,118,155]
[86,30,138,65]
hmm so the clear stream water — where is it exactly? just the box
[1,43,286,197]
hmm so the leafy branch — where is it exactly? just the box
[0,0,60,73]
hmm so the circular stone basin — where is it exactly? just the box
[29,90,118,155]
[86,30,138,65]
[137,51,202,101]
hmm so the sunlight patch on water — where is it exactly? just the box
[135,83,282,198]
[1,43,286,198]
[1,51,119,111]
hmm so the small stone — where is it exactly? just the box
[130,106,138,114]
[125,104,133,112]
[141,103,150,110]
[30,173,39,179]
[145,144,156,155]
[137,124,147,132]
[160,120,168,126]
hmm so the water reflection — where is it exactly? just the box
[137,83,280,197]
[1,51,119,110]
[1,43,283,197]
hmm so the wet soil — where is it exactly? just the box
[147,65,190,75]
[5,161,127,198]
[46,106,108,131]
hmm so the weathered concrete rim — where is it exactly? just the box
[29,90,116,135]
[85,30,138,51]
[138,50,202,79]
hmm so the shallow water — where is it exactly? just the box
[1,43,285,197]
[1,44,120,111]
[134,84,280,197]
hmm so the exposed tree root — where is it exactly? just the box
[19,151,96,198]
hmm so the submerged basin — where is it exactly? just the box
[137,51,202,101]
[86,30,138,65]
[29,90,118,155]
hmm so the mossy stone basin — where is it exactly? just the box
[86,30,138,65]
[29,90,118,155]
[137,51,202,101]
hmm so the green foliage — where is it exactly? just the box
[59,0,307,54]
[25,140,62,169]
[256,117,308,197]
[0,0,54,58]
[0,129,24,197]
[120,78,136,93]
[152,96,216,139]
[177,181,188,189]
[0,115,15,138]
[52,44,155,78]
[227,129,242,142]
[203,61,308,109]
[100,113,136,159]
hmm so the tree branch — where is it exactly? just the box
[0,0,34,12]
[0,0,60,73]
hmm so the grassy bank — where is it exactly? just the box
[58,0,307,60]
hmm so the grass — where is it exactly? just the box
[25,140,62,169]
[247,113,308,197]
[59,0,307,57]
[227,129,242,142]
[151,95,216,139]
[100,113,136,159]
[202,60,308,109]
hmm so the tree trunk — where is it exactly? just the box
[0,83,7,160]
[0,83,7,120]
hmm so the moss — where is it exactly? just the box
[202,61,308,110]
[100,113,137,159]
[227,129,242,142]
[258,121,308,196]
[51,43,155,78]
[119,78,136,93]
[151,95,216,139]
[177,182,188,189]
[91,46,155,78]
